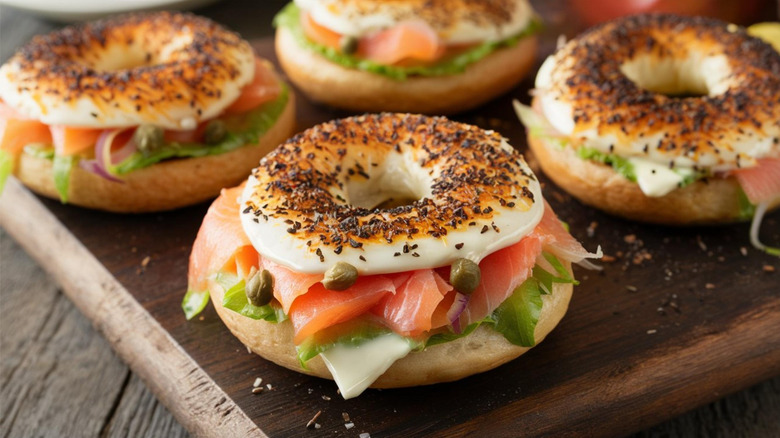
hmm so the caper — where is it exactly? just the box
[246,268,274,306]
[449,258,481,295]
[322,262,358,291]
[133,124,164,156]
[339,36,358,55]
[203,119,227,145]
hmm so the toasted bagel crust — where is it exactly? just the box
[14,96,295,213]
[209,261,572,388]
[0,12,256,129]
[527,134,780,224]
[275,26,537,114]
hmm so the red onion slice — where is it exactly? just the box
[79,159,123,182]
[447,292,470,334]
[78,128,134,183]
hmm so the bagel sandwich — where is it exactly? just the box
[273,0,540,114]
[0,12,295,213]
[515,14,780,254]
[183,113,601,398]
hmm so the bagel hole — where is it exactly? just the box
[89,48,155,72]
[373,197,419,209]
[342,158,427,210]
[620,54,730,98]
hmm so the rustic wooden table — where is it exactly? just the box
[1,0,779,436]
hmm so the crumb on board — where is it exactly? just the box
[322,395,331,401]
[601,254,617,263]
[342,412,350,422]
[252,387,263,395]
[647,329,657,335]
[626,285,638,292]
[764,265,776,273]
[696,235,707,252]
[253,377,263,388]
[624,234,637,244]
[345,423,355,430]
[705,283,716,289]
[740,247,748,256]
[587,221,598,237]
[360,434,371,438]
[141,256,151,268]
[306,411,322,429]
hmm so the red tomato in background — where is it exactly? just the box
[569,0,765,26]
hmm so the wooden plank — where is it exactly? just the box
[102,374,190,438]
[0,180,260,438]
[0,227,191,438]
[0,230,128,437]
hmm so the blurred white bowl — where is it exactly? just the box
[0,0,222,22]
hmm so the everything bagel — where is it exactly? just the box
[516,14,780,233]
[185,114,601,398]
[0,12,296,212]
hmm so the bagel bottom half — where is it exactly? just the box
[527,135,780,225]
[275,26,538,114]
[14,95,295,213]
[210,261,573,388]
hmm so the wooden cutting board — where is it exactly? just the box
[2,28,779,438]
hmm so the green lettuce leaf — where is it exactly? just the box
[0,149,14,193]
[576,146,637,183]
[22,144,55,159]
[513,100,569,149]
[113,86,289,174]
[182,289,210,320]
[491,252,575,347]
[274,2,541,80]
[737,187,757,221]
[221,278,287,323]
[492,277,544,347]
[52,155,76,203]
[424,321,483,347]
[532,252,578,295]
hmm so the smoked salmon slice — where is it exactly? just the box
[733,158,780,205]
[535,201,597,263]
[188,184,252,293]
[301,12,342,49]
[224,58,282,114]
[0,118,52,154]
[0,101,52,154]
[300,11,444,65]
[288,276,396,344]
[378,269,452,336]
[458,234,542,326]
[263,259,322,314]
[50,125,103,156]
[358,22,444,65]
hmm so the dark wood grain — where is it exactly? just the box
[1,0,780,437]
[0,229,189,438]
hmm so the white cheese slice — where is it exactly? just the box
[629,157,687,197]
[319,334,412,399]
